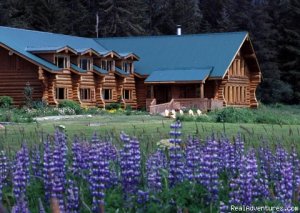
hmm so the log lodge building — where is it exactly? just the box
[0,26,261,113]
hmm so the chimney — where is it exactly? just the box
[176,25,182,36]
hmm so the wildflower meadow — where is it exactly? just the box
[0,121,299,212]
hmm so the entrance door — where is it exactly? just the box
[155,85,171,104]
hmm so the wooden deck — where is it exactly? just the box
[147,98,223,114]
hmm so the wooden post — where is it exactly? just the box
[241,59,245,76]
[200,83,204,99]
[150,85,154,99]
[241,87,244,103]
[237,59,241,76]
[237,86,240,104]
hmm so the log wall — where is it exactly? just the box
[215,52,259,107]
[135,77,147,109]
[0,47,43,105]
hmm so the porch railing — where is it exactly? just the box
[146,98,223,114]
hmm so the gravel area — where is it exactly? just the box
[34,114,92,121]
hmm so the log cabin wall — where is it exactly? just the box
[217,53,254,107]
[135,77,147,109]
[53,70,73,105]
[78,71,97,107]
[0,47,43,105]
[101,71,118,106]
[94,73,105,108]
[122,74,137,109]
[36,53,54,63]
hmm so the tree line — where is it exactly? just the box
[0,0,299,104]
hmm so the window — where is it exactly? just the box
[123,90,132,100]
[55,88,67,100]
[80,88,91,100]
[101,60,113,71]
[102,89,112,100]
[123,62,132,73]
[80,58,92,70]
[55,56,68,68]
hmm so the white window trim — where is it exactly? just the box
[79,57,93,71]
[54,55,70,68]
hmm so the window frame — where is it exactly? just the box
[54,55,69,68]
[101,60,114,71]
[55,87,67,100]
[122,61,132,74]
[79,58,92,71]
[102,89,112,100]
[80,88,91,100]
[123,89,132,100]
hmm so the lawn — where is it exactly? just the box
[1,113,299,153]
[0,107,300,212]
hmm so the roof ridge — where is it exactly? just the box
[94,31,248,41]
[0,25,91,39]
[155,67,213,71]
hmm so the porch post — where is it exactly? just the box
[200,83,204,99]
[150,85,154,99]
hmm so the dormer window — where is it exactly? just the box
[55,55,68,68]
[122,62,132,74]
[101,60,114,71]
[80,58,92,70]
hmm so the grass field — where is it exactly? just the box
[1,114,299,154]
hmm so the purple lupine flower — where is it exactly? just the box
[50,130,68,212]
[20,143,30,184]
[257,143,274,182]
[71,137,82,176]
[199,138,219,201]
[169,121,182,145]
[13,145,30,201]
[274,146,289,181]
[120,133,141,196]
[168,121,184,186]
[31,146,42,178]
[66,180,79,213]
[276,160,293,205]
[89,143,110,211]
[71,138,91,180]
[240,150,259,205]
[11,196,30,213]
[256,168,270,199]
[146,150,167,192]
[137,190,149,204]
[185,137,201,181]
[290,146,300,201]
[219,201,229,213]
[0,150,8,200]
[43,139,53,201]
[228,176,243,206]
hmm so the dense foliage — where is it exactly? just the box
[0,122,299,212]
[176,104,300,125]
[0,0,299,104]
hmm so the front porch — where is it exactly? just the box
[145,84,223,114]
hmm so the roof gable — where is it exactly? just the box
[0,26,108,71]
[95,32,248,78]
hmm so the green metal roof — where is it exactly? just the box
[115,67,129,76]
[71,64,86,73]
[145,68,212,83]
[0,26,249,80]
[0,26,108,71]
[95,32,248,78]
[93,65,108,74]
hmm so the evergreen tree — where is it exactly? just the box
[97,0,147,36]
[279,0,300,103]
